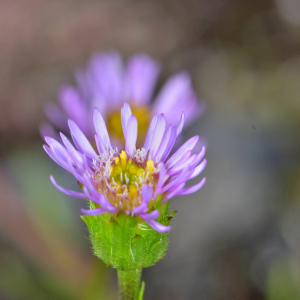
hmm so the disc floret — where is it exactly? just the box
[93,149,158,213]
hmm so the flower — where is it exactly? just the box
[42,51,205,145]
[44,103,206,233]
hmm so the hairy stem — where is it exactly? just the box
[117,269,142,300]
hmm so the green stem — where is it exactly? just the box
[117,269,142,300]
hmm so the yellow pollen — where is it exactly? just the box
[129,184,138,198]
[128,164,138,175]
[147,160,154,173]
[106,151,158,212]
[120,150,127,167]
[116,181,122,193]
[137,168,145,177]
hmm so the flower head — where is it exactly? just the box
[42,51,205,145]
[44,103,206,232]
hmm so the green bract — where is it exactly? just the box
[82,200,176,270]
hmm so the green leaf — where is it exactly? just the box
[138,281,145,300]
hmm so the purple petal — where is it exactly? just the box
[87,72,108,113]
[68,120,98,160]
[152,72,192,124]
[127,54,161,104]
[64,166,117,213]
[153,163,165,200]
[140,210,160,220]
[167,150,192,176]
[44,145,69,171]
[50,149,71,171]
[177,177,206,195]
[66,158,85,183]
[58,85,90,135]
[49,144,71,170]
[82,180,118,213]
[82,187,101,205]
[153,72,191,112]
[149,114,166,158]
[180,95,206,126]
[152,72,203,127]
[162,183,185,203]
[80,173,98,198]
[89,51,123,106]
[99,194,119,213]
[81,208,107,215]
[176,112,185,136]
[93,108,111,149]
[132,203,148,215]
[142,184,153,203]
[60,133,84,163]
[144,219,171,232]
[160,126,177,162]
[125,114,137,155]
[166,136,199,169]
[82,153,92,171]
[121,102,132,139]
[143,114,158,151]
[95,134,106,154]
[74,67,90,100]
[69,151,89,172]
[161,166,190,194]
[39,123,60,141]
[189,146,206,168]
[189,159,207,180]
[45,137,71,167]
[132,184,153,215]
[146,210,160,219]
[44,102,68,130]
[50,176,88,199]
[155,125,172,161]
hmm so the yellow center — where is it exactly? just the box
[109,150,155,200]
[106,105,151,145]
[93,149,157,212]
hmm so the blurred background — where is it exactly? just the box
[1,0,300,299]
